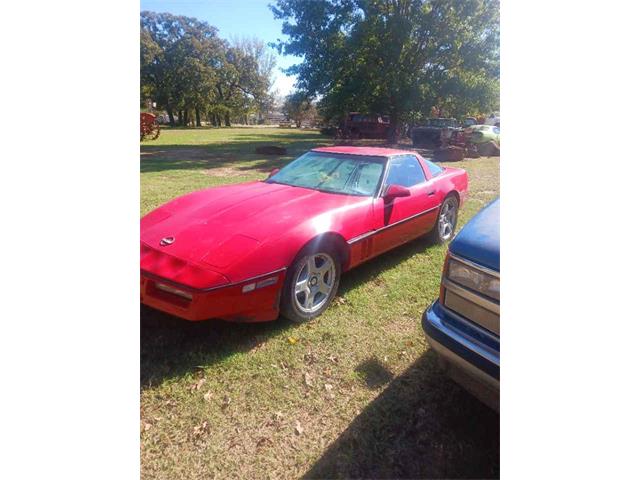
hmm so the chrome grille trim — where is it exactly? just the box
[442,278,499,315]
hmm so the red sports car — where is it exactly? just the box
[140,146,468,323]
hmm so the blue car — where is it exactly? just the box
[423,198,500,411]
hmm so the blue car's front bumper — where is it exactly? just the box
[423,300,500,409]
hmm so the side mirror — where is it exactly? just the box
[267,168,280,178]
[384,184,411,201]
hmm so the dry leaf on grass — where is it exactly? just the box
[192,421,210,438]
[221,395,231,409]
[304,372,313,387]
[287,336,299,345]
[294,420,304,435]
[191,378,206,391]
[256,437,272,449]
[203,391,213,402]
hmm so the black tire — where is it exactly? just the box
[281,246,341,323]
[427,195,459,244]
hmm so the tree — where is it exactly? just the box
[282,91,316,127]
[270,0,500,141]
[140,13,276,128]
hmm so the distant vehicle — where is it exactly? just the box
[339,113,392,139]
[422,198,500,411]
[411,118,461,148]
[466,125,500,156]
[155,113,170,125]
[485,112,500,127]
[463,117,478,127]
[141,146,468,324]
[467,125,500,145]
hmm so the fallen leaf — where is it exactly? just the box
[256,437,271,448]
[328,355,339,364]
[191,378,206,391]
[294,420,304,435]
[193,421,209,437]
[287,336,298,345]
[324,383,333,391]
[304,372,313,387]
[221,395,231,409]
[336,296,347,305]
[143,422,152,432]
[203,391,213,402]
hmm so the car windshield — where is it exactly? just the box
[266,151,386,196]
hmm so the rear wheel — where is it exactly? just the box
[281,248,341,323]
[428,195,459,244]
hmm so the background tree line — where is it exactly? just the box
[140,11,276,127]
[270,0,500,140]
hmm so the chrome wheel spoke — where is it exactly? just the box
[295,279,309,294]
[318,280,331,295]
[304,291,315,309]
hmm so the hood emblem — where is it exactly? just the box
[159,236,175,246]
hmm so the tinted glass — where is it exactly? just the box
[424,158,444,177]
[267,151,385,196]
[385,155,426,188]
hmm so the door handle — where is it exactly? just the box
[427,191,436,196]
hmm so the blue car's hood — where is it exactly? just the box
[450,198,500,272]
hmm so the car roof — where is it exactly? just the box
[312,146,416,157]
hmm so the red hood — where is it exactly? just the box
[141,181,369,281]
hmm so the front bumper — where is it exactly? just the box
[423,300,500,410]
[140,269,286,322]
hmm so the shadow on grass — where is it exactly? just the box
[140,307,297,389]
[140,130,449,175]
[140,131,335,175]
[140,234,440,390]
[355,357,395,389]
[304,351,500,479]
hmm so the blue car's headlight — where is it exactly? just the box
[448,258,500,301]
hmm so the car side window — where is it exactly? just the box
[385,155,427,188]
[493,126,500,134]
[424,158,444,177]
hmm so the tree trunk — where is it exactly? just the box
[167,107,175,127]
[224,112,231,127]
[388,112,400,144]
[195,108,201,127]
[178,110,183,126]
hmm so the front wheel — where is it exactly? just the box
[428,195,459,244]
[281,249,341,323]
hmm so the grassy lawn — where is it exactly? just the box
[140,127,500,479]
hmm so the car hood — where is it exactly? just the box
[141,181,368,268]
[449,198,500,272]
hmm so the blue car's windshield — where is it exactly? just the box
[266,151,386,197]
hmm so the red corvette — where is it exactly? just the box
[141,146,468,323]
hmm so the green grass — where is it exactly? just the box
[140,127,500,479]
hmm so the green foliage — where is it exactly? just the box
[140,11,276,126]
[270,0,500,135]
[282,91,317,126]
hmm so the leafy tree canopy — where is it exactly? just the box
[140,11,276,126]
[270,0,500,137]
